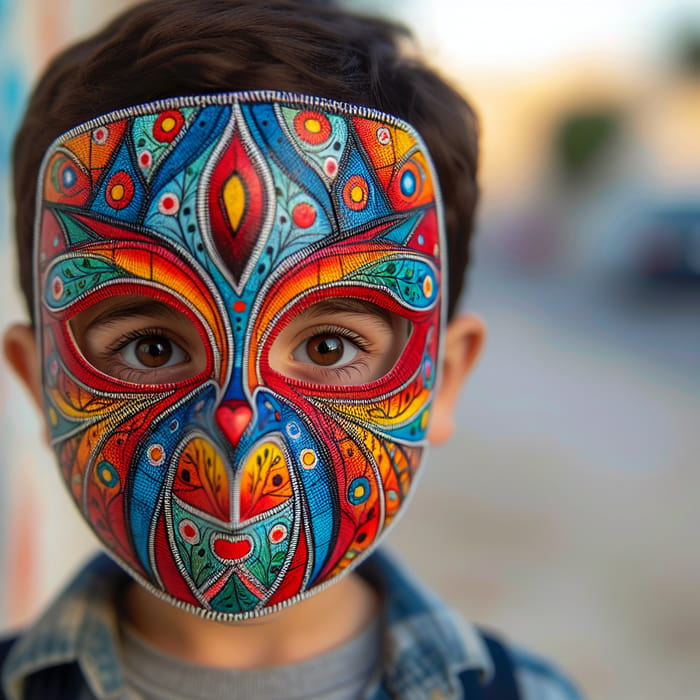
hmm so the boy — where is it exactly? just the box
[2,1,581,698]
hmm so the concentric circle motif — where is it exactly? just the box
[61,164,78,190]
[138,150,153,170]
[153,110,185,143]
[300,448,318,470]
[60,162,78,191]
[343,175,369,211]
[286,422,301,440]
[422,273,434,299]
[348,476,370,505]
[50,275,64,301]
[97,460,119,488]
[293,111,331,145]
[92,126,110,145]
[158,191,180,216]
[105,171,135,210]
[399,165,418,198]
[323,157,339,178]
[376,126,391,145]
[178,519,201,545]
[147,444,166,467]
[268,523,289,544]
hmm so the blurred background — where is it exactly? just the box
[0,1,698,698]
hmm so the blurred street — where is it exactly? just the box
[389,256,700,700]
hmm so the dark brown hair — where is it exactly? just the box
[13,0,479,321]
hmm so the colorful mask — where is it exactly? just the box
[35,92,444,619]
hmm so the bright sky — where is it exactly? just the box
[358,0,700,72]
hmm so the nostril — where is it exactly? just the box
[215,401,253,446]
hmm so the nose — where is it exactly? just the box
[215,400,253,447]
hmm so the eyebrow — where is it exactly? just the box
[301,299,393,323]
[83,300,185,331]
[83,297,394,331]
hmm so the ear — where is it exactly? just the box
[3,323,43,410]
[427,314,485,445]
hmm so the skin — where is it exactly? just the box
[4,302,484,667]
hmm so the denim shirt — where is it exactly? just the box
[1,551,582,700]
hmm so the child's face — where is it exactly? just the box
[30,93,444,619]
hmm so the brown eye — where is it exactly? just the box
[119,334,188,370]
[294,333,358,368]
[306,335,344,366]
[133,337,173,367]
[68,294,208,384]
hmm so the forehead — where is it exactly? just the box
[36,92,443,314]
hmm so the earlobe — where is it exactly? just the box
[3,323,44,410]
[427,314,485,445]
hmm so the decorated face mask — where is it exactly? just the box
[36,91,444,619]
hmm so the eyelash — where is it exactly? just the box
[95,326,189,382]
[315,360,371,382]
[292,324,374,381]
[92,322,380,385]
[102,326,177,356]
[306,324,373,352]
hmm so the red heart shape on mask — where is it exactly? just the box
[215,402,253,446]
[213,537,252,561]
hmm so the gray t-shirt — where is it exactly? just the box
[120,616,382,700]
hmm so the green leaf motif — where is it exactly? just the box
[44,256,128,310]
[190,543,216,588]
[349,258,437,309]
[212,575,260,613]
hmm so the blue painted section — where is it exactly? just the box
[276,400,335,582]
[90,139,145,223]
[333,143,392,231]
[149,105,231,196]
[144,136,219,258]
[241,103,333,224]
[380,214,421,246]
[239,391,336,583]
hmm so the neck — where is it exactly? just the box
[122,573,379,668]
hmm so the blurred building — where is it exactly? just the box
[465,57,700,282]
